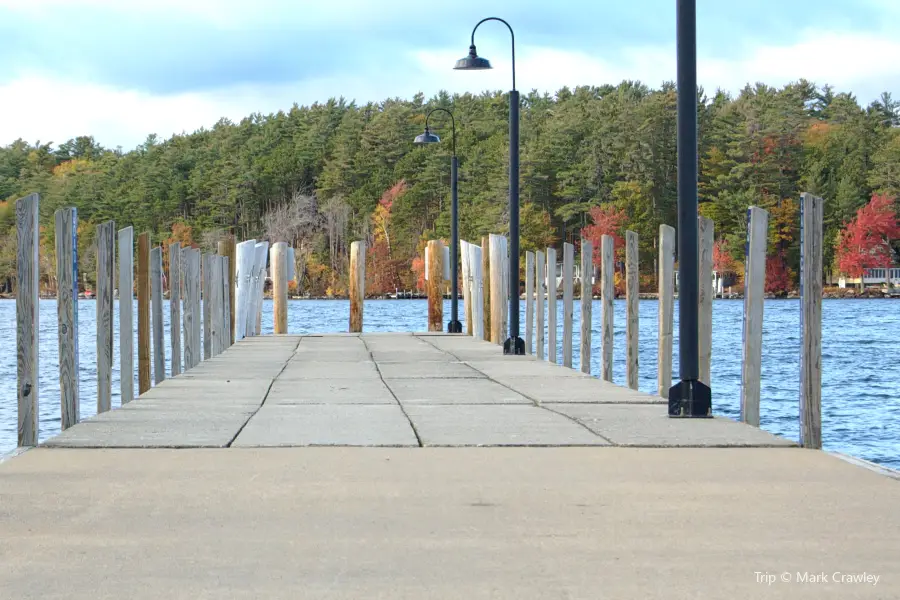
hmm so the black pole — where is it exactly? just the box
[448,154,462,333]
[669,0,711,417]
[503,89,524,355]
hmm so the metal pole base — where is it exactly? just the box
[447,320,463,334]
[668,379,712,418]
[503,336,525,355]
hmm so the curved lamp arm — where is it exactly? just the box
[471,17,516,91]
[425,108,457,156]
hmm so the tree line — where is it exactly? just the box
[0,79,898,296]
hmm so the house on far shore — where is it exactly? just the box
[831,267,900,289]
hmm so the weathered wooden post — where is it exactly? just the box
[56,208,79,429]
[470,244,483,339]
[270,242,289,334]
[221,256,232,348]
[500,236,509,337]
[137,232,151,394]
[96,220,115,412]
[169,242,182,376]
[625,231,639,390]
[118,227,134,403]
[461,241,472,335]
[182,248,201,370]
[213,256,225,354]
[251,242,269,337]
[525,251,534,354]
[481,236,491,341]
[489,234,504,343]
[698,216,714,386]
[562,242,574,368]
[349,240,365,333]
[234,240,255,341]
[218,238,236,340]
[547,247,557,364]
[536,250,545,360]
[658,224,675,397]
[150,246,165,384]
[203,253,213,355]
[741,206,769,426]
[426,239,444,332]
[16,193,39,446]
[800,192,823,449]
[580,240,593,375]
[601,234,614,382]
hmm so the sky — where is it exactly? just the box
[1,0,898,150]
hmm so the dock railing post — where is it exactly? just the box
[580,240,593,374]
[56,208,79,429]
[426,239,444,332]
[96,220,115,413]
[218,238,236,341]
[169,242,182,376]
[150,246,165,384]
[271,242,289,334]
[500,236,509,339]
[471,244,483,339]
[183,248,200,370]
[251,242,269,337]
[349,240,365,333]
[118,227,134,403]
[221,256,232,348]
[525,251,534,354]
[489,235,504,343]
[547,247,557,363]
[481,236,491,341]
[212,256,224,355]
[601,234,614,382]
[203,253,213,354]
[741,206,769,426]
[234,240,255,342]
[698,216,714,386]
[800,192,823,449]
[16,193,39,446]
[626,231,639,389]
[658,225,675,397]
[562,242,574,368]
[536,250,545,360]
[461,241,472,335]
[137,232,151,394]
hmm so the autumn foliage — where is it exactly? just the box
[834,194,899,278]
[582,204,627,266]
[366,180,407,295]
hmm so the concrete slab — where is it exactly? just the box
[548,404,797,447]
[495,376,665,404]
[386,378,531,405]
[377,361,485,379]
[404,404,608,446]
[464,359,592,379]
[278,360,380,379]
[41,419,244,448]
[233,405,419,447]
[267,379,396,405]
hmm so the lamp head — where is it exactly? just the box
[454,45,492,70]
[414,127,441,145]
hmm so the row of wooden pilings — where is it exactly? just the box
[347,194,824,449]
[13,193,299,447]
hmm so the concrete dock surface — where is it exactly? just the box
[1,333,897,598]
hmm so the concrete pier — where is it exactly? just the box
[2,334,898,599]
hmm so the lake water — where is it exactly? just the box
[1,298,898,468]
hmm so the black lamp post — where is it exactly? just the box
[455,17,525,355]
[414,108,462,334]
[669,0,711,417]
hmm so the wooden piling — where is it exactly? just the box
[601,235,614,382]
[212,256,224,354]
[96,220,116,413]
[271,242,289,334]
[500,237,509,338]
[741,206,769,427]
[118,227,134,403]
[427,239,444,332]
[525,251,534,354]
[461,241,472,336]
[698,216,714,386]
[182,248,201,370]
[16,193,39,446]
[56,208,79,429]
[536,250,545,360]
[625,230,639,390]
[481,236,491,342]
[234,240,255,341]
[251,242,269,337]
[221,256,232,348]
[150,247,165,385]
[547,247,557,364]
[470,244,483,339]
[658,224,675,397]
[169,242,182,376]
[137,232,151,394]
[218,238,236,340]
[203,253,213,356]
[349,240,365,333]
[800,192,823,449]
[489,235,504,343]
[562,242,574,368]
[580,240,593,375]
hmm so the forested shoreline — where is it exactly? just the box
[1,80,898,297]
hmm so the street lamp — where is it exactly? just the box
[414,107,462,334]
[455,16,524,355]
[669,0,711,417]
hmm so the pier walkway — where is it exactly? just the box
[2,333,898,599]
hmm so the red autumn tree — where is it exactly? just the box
[765,250,794,294]
[834,194,899,279]
[367,180,407,295]
[582,204,628,266]
[712,238,737,273]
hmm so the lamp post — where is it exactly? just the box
[455,17,524,355]
[669,0,711,417]
[414,108,462,333]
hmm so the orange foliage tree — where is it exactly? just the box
[582,204,628,266]
[367,181,407,295]
[834,194,899,280]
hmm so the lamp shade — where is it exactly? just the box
[454,45,492,70]
[414,129,441,144]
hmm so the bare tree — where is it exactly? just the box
[201,228,225,253]
[321,196,351,287]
